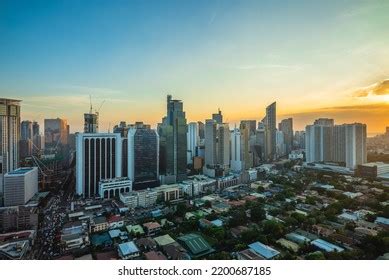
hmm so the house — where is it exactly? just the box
[108,229,129,243]
[90,216,109,233]
[177,233,214,258]
[154,234,176,247]
[126,225,145,236]
[236,249,264,260]
[375,217,389,228]
[248,241,280,260]
[107,215,125,229]
[135,237,157,251]
[143,222,161,236]
[311,239,344,253]
[95,250,118,260]
[276,238,299,253]
[144,250,167,260]
[162,242,191,260]
[312,224,335,238]
[118,241,140,260]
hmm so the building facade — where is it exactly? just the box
[263,102,276,161]
[187,122,199,165]
[128,124,159,190]
[84,112,98,133]
[0,98,21,202]
[158,95,187,182]
[76,133,122,197]
[44,118,69,147]
[3,167,38,207]
[278,118,293,155]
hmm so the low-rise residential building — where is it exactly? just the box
[248,241,280,260]
[118,241,140,259]
[143,222,161,236]
[90,216,109,233]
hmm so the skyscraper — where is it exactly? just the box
[20,120,33,159]
[76,133,122,198]
[276,130,286,157]
[212,109,223,124]
[44,118,69,147]
[240,122,252,169]
[217,123,230,168]
[332,123,367,169]
[32,121,39,137]
[197,121,205,140]
[345,123,367,169]
[278,118,293,155]
[158,95,187,182]
[204,119,217,167]
[21,120,33,141]
[0,98,21,200]
[305,122,333,163]
[187,122,199,164]
[230,127,243,172]
[32,121,44,154]
[128,123,159,190]
[263,102,276,161]
[84,112,99,133]
[240,120,257,135]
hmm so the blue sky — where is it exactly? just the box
[1,0,389,133]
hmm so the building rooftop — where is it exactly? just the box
[143,221,161,230]
[144,250,167,260]
[6,167,36,176]
[126,225,144,235]
[118,241,139,256]
[375,216,389,226]
[248,241,280,259]
[177,233,213,256]
[154,234,175,247]
[285,232,311,244]
[311,239,344,252]
[237,248,265,260]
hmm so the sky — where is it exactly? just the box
[1,0,389,135]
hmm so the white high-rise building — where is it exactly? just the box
[230,128,243,172]
[187,122,199,164]
[276,130,286,157]
[76,133,122,198]
[305,120,366,169]
[344,123,367,169]
[305,122,333,163]
[4,167,38,207]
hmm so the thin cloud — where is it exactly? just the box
[235,63,304,71]
[353,79,389,97]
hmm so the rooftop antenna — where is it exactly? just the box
[108,122,111,133]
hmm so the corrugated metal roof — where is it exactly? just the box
[248,241,280,259]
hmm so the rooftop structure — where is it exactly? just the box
[311,239,344,252]
[248,241,280,259]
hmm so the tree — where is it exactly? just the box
[229,209,248,227]
[262,220,285,239]
[305,251,325,260]
[175,203,188,217]
[250,204,266,223]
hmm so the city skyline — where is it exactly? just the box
[1,0,389,134]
